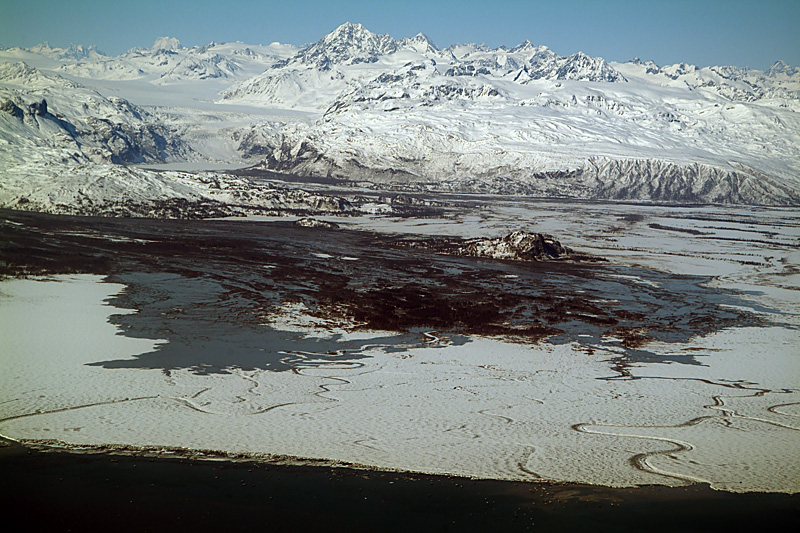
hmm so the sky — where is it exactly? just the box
[2,0,798,69]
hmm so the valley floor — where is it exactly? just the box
[0,193,798,498]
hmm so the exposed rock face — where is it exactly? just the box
[456,231,574,261]
[0,63,193,165]
[396,231,596,262]
[28,98,48,115]
[83,115,189,164]
[257,132,800,205]
[0,97,23,118]
[519,51,627,82]
[295,217,339,229]
[292,22,399,68]
[578,158,800,206]
[0,165,363,219]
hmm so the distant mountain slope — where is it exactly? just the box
[614,58,800,102]
[0,62,192,167]
[0,164,359,218]
[220,23,630,110]
[232,24,798,205]
[52,38,298,82]
[1,23,798,210]
[2,42,107,63]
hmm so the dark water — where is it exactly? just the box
[92,271,460,375]
[2,440,798,533]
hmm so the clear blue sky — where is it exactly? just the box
[2,0,798,69]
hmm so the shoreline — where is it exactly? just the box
[2,436,798,532]
[6,434,799,495]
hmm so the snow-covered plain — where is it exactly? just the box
[1,201,798,493]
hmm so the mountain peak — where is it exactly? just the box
[511,40,535,53]
[0,61,82,89]
[321,22,387,46]
[330,22,367,34]
[628,56,659,66]
[29,42,54,53]
[0,61,40,81]
[767,60,799,78]
[296,22,399,67]
[400,33,439,53]
[152,37,182,51]
[522,50,627,82]
[24,42,104,61]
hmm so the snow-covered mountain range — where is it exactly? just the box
[1,22,798,214]
[61,38,298,83]
[0,61,191,167]
[219,23,634,109]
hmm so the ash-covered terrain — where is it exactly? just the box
[0,208,750,352]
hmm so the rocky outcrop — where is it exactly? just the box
[295,217,339,229]
[456,231,574,261]
[396,231,597,262]
[0,97,24,119]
